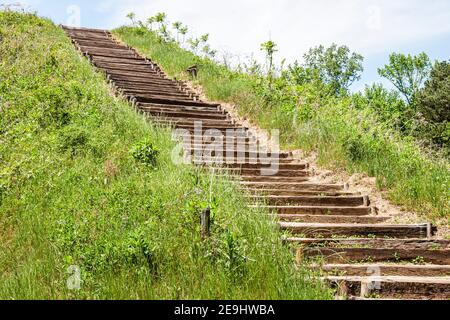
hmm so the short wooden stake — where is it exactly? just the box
[360,280,373,298]
[295,248,303,265]
[201,208,211,239]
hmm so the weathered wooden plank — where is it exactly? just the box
[281,222,432,238]
[326,276,450,300]
[320,264,450,277]
[276,214,389,224]
[302,247,449,264]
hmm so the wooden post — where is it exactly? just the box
[335,280,348,300]
[360,280,373,298]
[201,208,211,239]
[187,65,198,78]
[295,247,303,265]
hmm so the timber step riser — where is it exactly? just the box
[276,215,390,224]
[251,196,368,207]
[327,278,450,300]
[302,248,449,264]
[260,206,373,216]
[286,238,450,249]
[281,223,433,238]
[320,265,450,277]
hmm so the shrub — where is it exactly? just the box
[57,125,89,156]
[414,60,450,152]
[130,139,160,167]
[352,83,409,132]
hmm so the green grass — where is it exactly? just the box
[0,12,331,300]
[114,26,450,222]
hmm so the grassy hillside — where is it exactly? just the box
[0,12,331,299]
[114,26,449,222]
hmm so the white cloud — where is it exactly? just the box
[102,0,450,64]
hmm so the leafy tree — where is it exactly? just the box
[172,21,182,42]
[303,44,364,95]
[202,44,217,58]
[126,12,136,26]
[414,60,450,150]
[150,12,171,42]
[260,40,278,84]
[179,26,189,43]
[154,12,167,24]
[282,61,321,86]
[200,33,210,43]
[172,21,182,30]
[158,24,172,42]
[188,37,201,54]
[378,52,431,104]
[146,17,155,31]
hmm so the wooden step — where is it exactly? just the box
[185,150,291,160]
[81,48,138,59]
[75,41,128,50]
[139,102,220,112]
[111,76,178,86]
[97,64,159,74]
[79,45,135,55]
[163,126,250,134]
[106,69,165,79]
[302,247,449,264]
[280,222,433,238]
[326,276,450,300]
[320,264,450,277]
[109,74,177,85]
[286,238,450,249]
[85,50,145,61]
[276,214,389,224]
[220,168,310,177]
[192,158,295,166]
[63,26,109,34]
[108,74,172,84]
[134,94,197,105]
[251,195,369,207]
[92,56,150,65]
[239,176,310,182]
[246,189,357,196]
[230,163,309,170]
[255,206,373,216]
[154,118,235,127]
[187,143,269,150]
[92,61,155,71]
[134,97,219,108]
[116,79,185,88]
[67,32,111,41]
[141,109,227,120]
[241,182,347,192]
[124,89,190,99]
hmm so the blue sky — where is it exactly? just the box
[4,0,450,91]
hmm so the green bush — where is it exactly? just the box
[352,84,409,132]
[130,139,159,167]
[414,61,450,153]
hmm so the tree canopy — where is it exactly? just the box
[303,44,364,95]
[378,52,432,104]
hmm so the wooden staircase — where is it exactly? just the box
[63,26,450,300]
